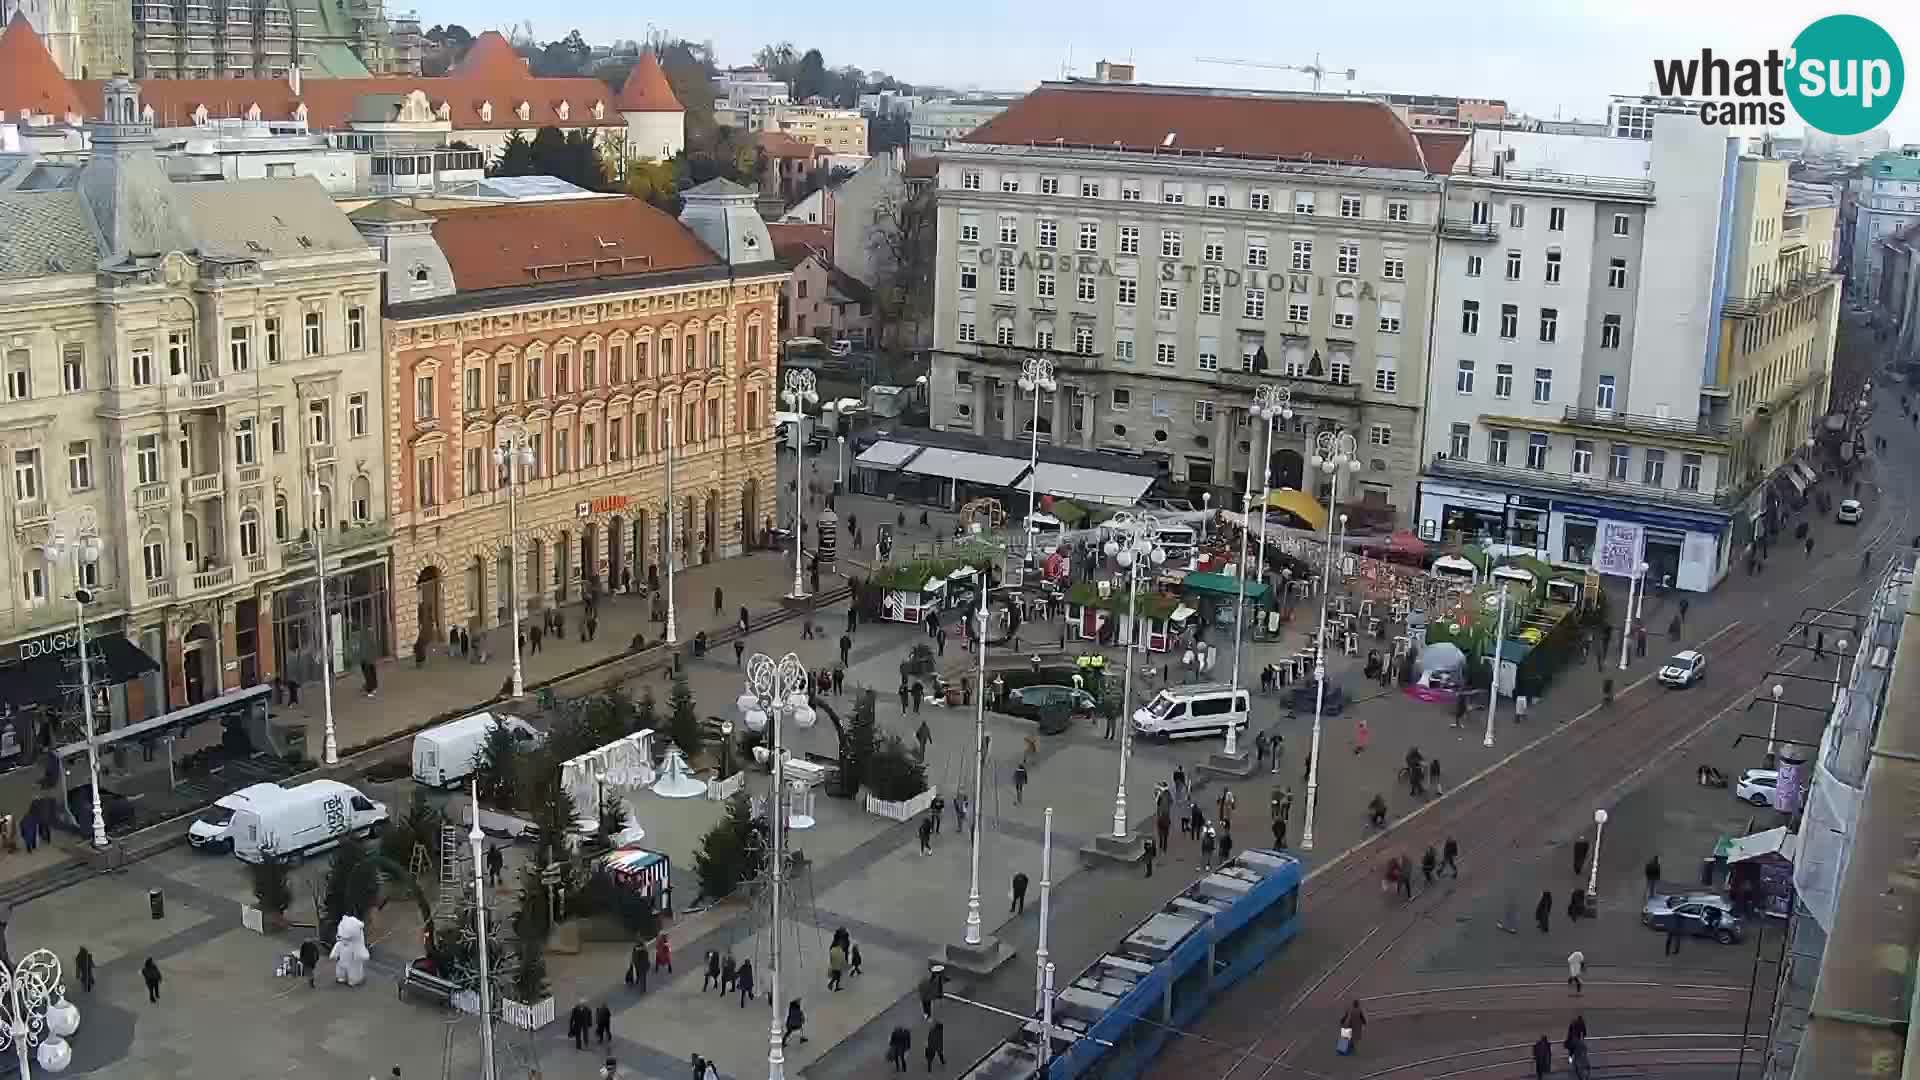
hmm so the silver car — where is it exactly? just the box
[1641,892,1743,943]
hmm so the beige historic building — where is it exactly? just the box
[355,180,786,652]
[0,75,390,748]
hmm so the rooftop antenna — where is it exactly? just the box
[1195,53,1357,93]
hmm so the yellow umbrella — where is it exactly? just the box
[1264,488,1329,532]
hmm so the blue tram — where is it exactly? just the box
[961,849,1305,1080]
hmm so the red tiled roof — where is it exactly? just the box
[615,52,681,113]
[904,156,939,179]
[0,12,83,119]
[755,131,826,159]
[767,222,830,263]
[962,83,1427,171]
[424,196,719,293]
[450,31,529,80]
[1415,131,1469,173]
[70,74,622,131]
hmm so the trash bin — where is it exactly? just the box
[149,889,164,920]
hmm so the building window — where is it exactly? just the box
[1548,206,1567,231]
[1504,250,1522,280]
[1612,213,1630,236]
[416,374,435,419]
[307,399,331,445]
[1037,273,1056,300]
[1538,308,1558,343]
[1113,336,1134,363]
[1078,221,1099,251]
[1609,443,1630,481]
[1608,258,1628,288]
[1643,448,1666,486]
[1194,400,1216,424]
[1287,298,1311,323]
[1035,325,1054,350]
[1679,453,1702,491]
[1119,226,1140,255]
[66,440,91,492]
[11,449,38,502]
[1526,432,1549,469]
[1117,277,1137,305]
[1080,179,1100,198]
[1487,428,1509,466]
[303,311,323,356]
[960,219,979,243]
[1471,200,1491,225]
[1205,185,1228,208]
[1456,358,1475,394]
[1340,194,1362,218]
[998,266,1017,294]
[1374,357,1397,393]
[346,306,366,352]
[1544,249,1563,284]
[1510,203,1528,228]
[1369,423,1391,446]
[1155,341,1177,366]
[1244,289,1265,319]
[167,331,189,378]
[1465,254,1483,278]
[264,317,280,364]
[1596,375,1617,411]
[131,344,155,387]
[1496,304,1517,339]
[995,321,1015,347]
[1249,189,1272,211]
[1294,191,1315,215]
[271,407,288,455]
[1112,388,1131,411]
[1197,341,1219,371]
[612,342,628,381]
[4,355,28,401]
[1120,179,1142,201]
[61,344,84,391]
[1382,253,1405,280]
[962,169,981,190]
[348,392,368,437]
[1077,275,1097,302]
[1037,219,1056,248]
[1151,394,1171,418]
[1386,201,1409,222]
[1533,367,1553,402]
[1200,283,1222,314]
[1161,230,1183,258]
[1494,363,1514,399]
[142,529,166,581]
[1162,183,1185,205]
[1572,440,1594,475]
[1600,314,1622,349]
[233,419,256,466]
[1377,301,1401,333]
[1159,287,1179,312]
[1075,326,1094,355]
[1461,300,1480,335]
[1337,243,1359,275]
[464,447,483,494]
[1449,423,1470,458]
[1332,306,1355,330]
[999,216,1018,245]
[957,320,976,343]
[1040,176,1059,195]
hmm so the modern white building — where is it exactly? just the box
[907,96,1021,156]
[927,76,1463,523]
[1418,123,1839,592]
[1847,147,1920,301]
[712,68,790,109]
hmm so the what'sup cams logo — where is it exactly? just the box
[1651,14,1903,135]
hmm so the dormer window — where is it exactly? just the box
[592,101,605,120]
[557,101,570,121]
[478,101,492,123]
[246,103,261,122]
[293,103,308,123]
[435,101,451,121]
[192,104,209,126]
[515,101,530,122]
[141,104,155,124]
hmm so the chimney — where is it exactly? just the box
[1093,60,1135,84]
[288,63,302,97]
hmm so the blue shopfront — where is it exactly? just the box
[1416,479,1733,593]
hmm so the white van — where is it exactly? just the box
[411,711,545,788]
[230,780,388,863]
[1132,683,1251,741]
[188,782,287,852]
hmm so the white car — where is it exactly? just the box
[1837,499,1863,524]
[1736,768,1779,808]
[1657,650,1707,688]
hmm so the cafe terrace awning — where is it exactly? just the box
[0,634,159,712]
[900,447,1029,487]
[1025,461,1155,507]
[852,440,921,472]
[1265,488,1329,532]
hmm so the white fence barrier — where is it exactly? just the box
[863,785,938,822]
[706,771,747,802]
[501,996,556,1031]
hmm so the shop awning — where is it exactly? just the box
[1265,488,1329,532]
[1025,462,1154,506]
[1726,826,1799,864]
[853,440,921,471]
[1181,571,1272,604]
[901,447,1029,487]
[0,634,159,712]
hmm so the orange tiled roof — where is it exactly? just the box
[615,52,681,113]
[962,83,1428,171]
[449,31,529,80]
[69,74,623,131]
[423,196,719,293]
[0,12,83,119]
[755,131,827,159]
[766,222,831,263]
[1415,131,1469,173]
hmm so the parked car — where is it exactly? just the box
[1837,499,1864,524]
[1641,892,1744,943]
[1657,650,1707,688]
[1736,768,1780,808]
[66,784,135,835]
[1001,685,1097,722]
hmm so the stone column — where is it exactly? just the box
[220,604,241,693]
[1081,390,1097,449]
[1050,389,1065,448]
[1002,378,1017,440]
[220,410,242,571]
[973,384,986,436]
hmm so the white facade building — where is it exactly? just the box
[1848,147,1920,300]
[928,80,1458,523]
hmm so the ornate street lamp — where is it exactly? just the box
[782,371,820,600]
[45,508,106,849]
[492,422,535,699]
[1101,513,1167,840]
[1018,357,1057,563]
[1299,428,1359,852]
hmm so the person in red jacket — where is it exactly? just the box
[654,933,672,974]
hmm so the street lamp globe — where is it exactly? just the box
[1839,637,1850,653]
[1593,808,1608,826]
[788,694,817,729]
[1772,683,1783,700]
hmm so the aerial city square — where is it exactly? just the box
[0,4,1913,1078]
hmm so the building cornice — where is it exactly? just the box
[937,144,1441,192]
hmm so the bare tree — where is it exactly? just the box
[866,184,935,353]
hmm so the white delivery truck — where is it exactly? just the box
[411,711,545,788]
[188,782,287,852]
[230,779,388,863]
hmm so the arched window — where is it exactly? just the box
[181,512,200,568]
[1075,325,1095,355]
[995,318,1015,347]
[351,475,372,523]
[142,528,166,580]
[239,507,261,558]
[316,484,332,532]
[273,493,289,541]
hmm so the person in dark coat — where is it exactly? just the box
[595,1002,612,1046]
[627,940,650,991]
[925,1019,945,1070]
[486,845,504,888]
[299,938,320,988]
[1340,1000,1366,1050]
[721,953,738,994]
[75,947,95,993]
[1533,1035,1553,1079]
[1644,856,1662,897]
[783,998,807,1045]
[887,1026,911,1073]
[703,950,722,991]
[735,959,755,1007]
[569,1001,592,1050]
[1536,891,1553,933]
[1010,872,1029,914]
[141,958,162,1002]
[1567,888,1586,921]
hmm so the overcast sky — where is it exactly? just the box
[427,0,1920,143]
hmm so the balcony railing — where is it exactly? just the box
[144,579,174,602]
[1439,217,1500,242]
[135,483,170,508]
[1427,454,1734,511]
[1217,367,1363,403]
[280,538,314,562]
[191,565,235,592]
[1458,165,1656,199]
[184,472,223,499]
[309,443,337,465]
[1722,263,1840,318]
[334,520,393,551]
[238,465,263,486]
[246,556,269,575]
[1559,406,1733,441]
[14,500,46,527]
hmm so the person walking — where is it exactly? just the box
[739,605,751,634]
[887,1026,911,1073]
[703,950,721,992]
[1421,846,1437,887]
[1218,824,1233,865]
[918,814,934,855]
[1200,824,1217,870]
[1429,758,1444,796]
[1143,837,1157,877]
[627,940,650,991]
[299,938,320,988]
[1216,787,1236,827]
[721,953,737,995]
[1664,915,1683,955]
[486,844,504,888]
[1339,1000,1367,1052]
[1566,949,1585,995]
[1645,856,1662,897]
[595,1002,612,1046]
[783,998,807,1046]
[713,586,723,617]
[919,973,939,1020]
[735,959,754,1008]
[569,1001,592,1050]
[1573,836,1591,876]
[1013,763,1028,804]
[1442,837,1460,877]
[734,639,746,668]
[1398,854,1415,899]
[1566,1016,1590,1080]
[925,1018,946,1071]
[1533,1035,1553,1079]
[827,942,846,991]
[1536,891,1553,933]
[1011,871,1029,914]
[654,933,672,974]
[141,958,162,1003]
[1156,805,1172,853]
[850,943,863,976]
[75,947,95,993]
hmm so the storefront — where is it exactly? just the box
[272,555,393,688]
[1417,479,1732,593]
[0,619,159,773]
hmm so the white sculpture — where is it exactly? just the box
[330,915,370,986]
[650,748,706,799]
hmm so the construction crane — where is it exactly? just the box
[1196,54,1357,94]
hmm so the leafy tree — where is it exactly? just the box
[474,721,524,810]
[658,40,719,144]
[794,49,828,102]
[753,41,797,84]
[250,845,293,916]
[667,670,703,758]
[844,689,879,792]
[637,685,660,734]
[531,29,591,76]
[867,181,937,351]
[380,788,449,869]
[528,126,569,175]
[320,840,380,943]
[826,65,866,107]
[597,795,630,842]
[693,790,762,901]
[865,734,928,801]
[490,129,535,177]
[622,158,680,212]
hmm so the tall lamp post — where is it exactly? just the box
[963,580,989,945]
[1300,429,1360,852]
[1018,357,1057,562]
[45,508,106,849]
[1766,684,1784,767]
[493,422,535,699]
[664,412,678,646]
[1618,560,1648,672]
[783,370,820,600]
[467,781,496,1080]
[1102,513,1167,841]
[1228,386,1292,759]
[1585,807,1609,906]
[736,653,815,1080]
[0,948,77,1077]
[1831,638,1850,705]
[1251,388,1294,638]
[310,463,338,765]
[1484,580,1510,750]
